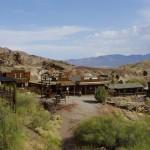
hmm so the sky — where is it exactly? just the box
[0,0,150,60]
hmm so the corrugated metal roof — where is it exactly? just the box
[107,83,143,89]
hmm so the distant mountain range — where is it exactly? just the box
[67,54,150,68]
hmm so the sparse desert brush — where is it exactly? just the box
[126,77,147,87]
[16,92,62,149]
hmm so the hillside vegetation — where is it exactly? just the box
[0,92,61,150]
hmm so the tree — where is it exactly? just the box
[94,87,107,103]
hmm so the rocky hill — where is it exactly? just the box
[0,47,75,80]
[0,47,149,82]
[119,60,150,77]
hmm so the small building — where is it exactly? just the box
[76,80,109,95]
[74,75,109,95]
[106,83,145,97]
[3,70,30,87]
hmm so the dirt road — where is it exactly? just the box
[58,95,115,150]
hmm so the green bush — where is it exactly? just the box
[94,87,107,103]
[0,100,26,150]
[74,115,150,150]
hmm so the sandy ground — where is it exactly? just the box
[57,95,116,150]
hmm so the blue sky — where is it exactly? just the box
[0,0,150,60]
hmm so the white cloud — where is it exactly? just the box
[0,25,89,44]
[94,30,119,39]
[0,25,91,59]
[85,25,150,56]
[0,25,150,59]
[139,8,150,22]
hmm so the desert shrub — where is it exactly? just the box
[74,115,150,150]
[126,78,147,87]
[95,87,107,103]
[0,99,26,150]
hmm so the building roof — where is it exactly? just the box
[29,80,57,85]
[77,81,109,86]
[59,81,75,86]
[107,83,143,90]
[0,76,16,82]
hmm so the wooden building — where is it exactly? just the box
[106,83,145,97]
[73,75,109,95]
[3,70,30,87]
[76,81,109,95]
[29,74,110,96]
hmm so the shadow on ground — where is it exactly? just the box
[83,100,99,104]
[62,137,76,150]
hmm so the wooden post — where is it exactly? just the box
[74,86,75,96]
[148,81,150,97]
[118,89,120,96]
[123,88,125,97]
[65,94,66,103]
[84,86,87,95]
[136,88,138,96]
[13,82,16,113]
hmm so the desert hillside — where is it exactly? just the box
[0,47,75,80]
[119,60,150,73]
[0,47,149,83]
